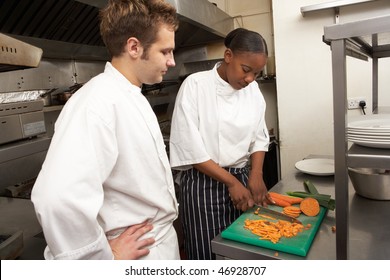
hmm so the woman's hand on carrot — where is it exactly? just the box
[228,182,254,212]
[247,172,273,207]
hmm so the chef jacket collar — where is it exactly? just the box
[213,62,237,96]
[104,62,143,95]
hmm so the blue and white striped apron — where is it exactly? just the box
[179,166,249,260]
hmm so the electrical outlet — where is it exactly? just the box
[347,97,367,109]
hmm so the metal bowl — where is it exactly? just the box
[348,168,390,200]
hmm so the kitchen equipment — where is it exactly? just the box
[2,177,36,199]
[0,136,50,196]
[0,89,47,104]
[295,158,334,176]
[39,88,57,106]
[0,100,46,145]
[221,205,327,257]
[0,33,42,73]
[56,91,73,105]
[0,230,23,259]
[50,84,83,105]
[254,205,302,224]
[348,167,390,200]
[141,81,179,95]
[0,0,233,63]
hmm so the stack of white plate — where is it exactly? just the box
[347,114,390,149]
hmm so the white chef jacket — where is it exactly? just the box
[170,62,269,170]
[31,62,178,260]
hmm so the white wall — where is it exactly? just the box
[209,0,279,139]
[272,0,390,177]
[216,0,276,74]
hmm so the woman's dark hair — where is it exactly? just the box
[224,28,268,56]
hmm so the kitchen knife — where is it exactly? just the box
[253,205,302,224]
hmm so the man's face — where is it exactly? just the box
[138,25,176,85]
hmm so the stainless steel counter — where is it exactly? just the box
[211,166,390,260]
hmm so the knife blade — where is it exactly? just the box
[253,205,302,224]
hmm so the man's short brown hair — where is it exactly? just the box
[99,0,178,58]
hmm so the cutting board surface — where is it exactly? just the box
[221,205,327,257]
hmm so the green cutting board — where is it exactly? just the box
[221,205,327,257]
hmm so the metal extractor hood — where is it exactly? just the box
[0,33,42,72]
[166,0,235,47]
[0,0,233,61]
[76,0,234,48]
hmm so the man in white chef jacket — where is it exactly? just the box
[31,0,180,260]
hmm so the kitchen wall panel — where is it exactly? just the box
[226,0,271,15]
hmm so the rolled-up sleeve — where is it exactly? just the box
[169,78,210,170]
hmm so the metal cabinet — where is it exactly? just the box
[323,15,390,259]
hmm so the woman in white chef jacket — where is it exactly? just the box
[169,28,273,260]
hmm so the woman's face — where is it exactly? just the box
[224,50,267,90]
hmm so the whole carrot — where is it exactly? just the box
[269,192,303,205]
[270,196,291,207]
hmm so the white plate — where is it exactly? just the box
[348,136,390,143]
[348,114,390,131]
[295,158,334,176]
[348,128,390,134]
[347,129,390,136]
[349,140,390,149]
[347,132,390,139]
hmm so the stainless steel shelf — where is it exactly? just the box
[323,14,390,259]
[348,144,390,168]
[301,0,379,16]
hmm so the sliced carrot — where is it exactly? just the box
[283,211,300,218]
[283,205,301,218]
[244,219,304,243]
[300,197,320,216]
[283,206,301,215]
[271,196,291,207]
[283,206,301,213]
[269,192,304,205]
